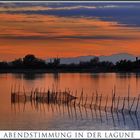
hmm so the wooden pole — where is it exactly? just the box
[23,86,26,102]
[99,94,102,110]
[135,95,140,113]
[128,85,130,110]
[17,84,20,102]
[94,91,98,110]
[84,93,87,107]
[122,97,126,112]
[90,92,94,108]
[81,89,84,106]
[114,86,116,109]
[111,89,114,112]
[78,89,83,106]
[116,96,120,111]
[105,95,108,112]
[130,97,135,112]
[74,90,77,106]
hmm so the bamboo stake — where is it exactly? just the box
[90,92,94,108]
[78,89,83,106]
[84,93,87,107]
[114,86,116,108]
[23,86,26,102]
[111,89,114,112]
[128,85,130,110]
[135,95,140,113]
[99,94,102,110]
[30,88,33,101]
[62,91,65,104]
[74,90,77,106]
[69,91,72,105]
[94,91,98,109]
[116,96,120,111]
[105,95,108,112]
[59,90,61,104]
[47,89,50,103]
[122,97,126,112]
[81,89,84,106]
[43,88,45,102]
[17,84,20,102]
[130,97,135,112]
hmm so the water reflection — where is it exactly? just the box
[12,73,46,80]
[1,73,140,130]
[116,73,140,79]
[10,84,140,130]
[11,101,140,130]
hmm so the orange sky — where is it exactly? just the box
[0,13,140,61]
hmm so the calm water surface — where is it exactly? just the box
[0,73,140,130]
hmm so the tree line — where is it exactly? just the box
[0,54,140,72]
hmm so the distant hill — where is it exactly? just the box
[46,53,137,64]
[99,53,136,64]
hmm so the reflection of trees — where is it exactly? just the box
[53,73,60,81]
[90,73,100,79]
[89,73,109,82]
[52,73,60,90]
[117,73,140,87]
[23,73,45,80]
[117,73,133,79]
[117,73,140,79]
[13,73,45,80]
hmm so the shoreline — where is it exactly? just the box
[0,69,140,74]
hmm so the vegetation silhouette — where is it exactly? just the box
[0,54,140,73]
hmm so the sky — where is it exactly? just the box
[0,2,140,61]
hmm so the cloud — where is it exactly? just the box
[0,12,140,42]
[0,4,97,12]
[0,2,140,27]
[0,34,137,41]
[1,3,140,27]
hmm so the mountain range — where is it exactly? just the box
[46,53,138,64]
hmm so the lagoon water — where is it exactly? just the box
[0,73,140,130]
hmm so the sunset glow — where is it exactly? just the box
[0,2,140,60]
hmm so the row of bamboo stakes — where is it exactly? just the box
[11,84,140,113]
[11,97,140,129]
[11,84,76,104]
[77,87,140,113]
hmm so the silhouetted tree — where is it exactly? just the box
[22,54,46,68]
[53,58,60,67]
[0,61,9,69]
[47,58,60,68]
[1,54,140,72]
[116,60,133,71]
[90,57,99,65]
[11,58,23,68]
[99,61,114,70]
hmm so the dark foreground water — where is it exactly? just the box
[0,73,140,130]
